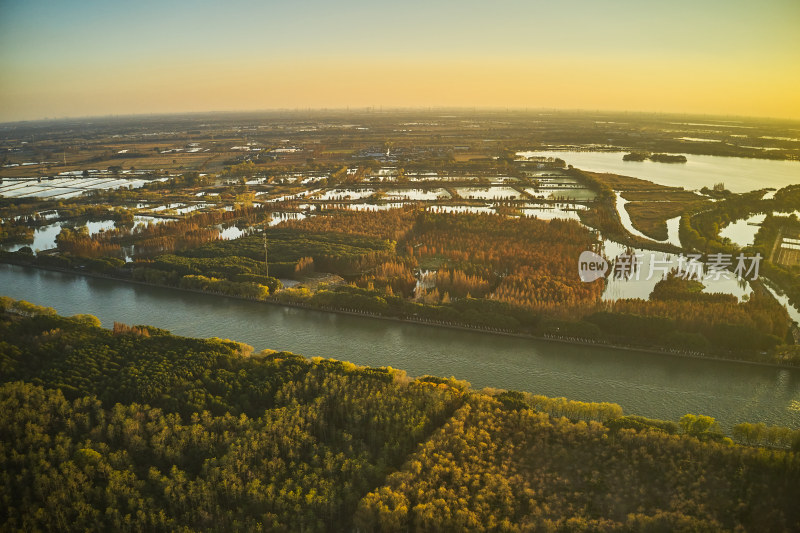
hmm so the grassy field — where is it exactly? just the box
[583,171,686,192]
[584,172,709,241]
[621,190,704,202]
[623,191,708,240]
[625,201,691,240]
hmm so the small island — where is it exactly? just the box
[622,152,649,161]
[650,153,688,163]
[623,152,687,163]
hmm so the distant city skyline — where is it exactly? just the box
[1,0,798,122]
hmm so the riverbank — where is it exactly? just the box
[2,259,795,371]
[5,259,799,430]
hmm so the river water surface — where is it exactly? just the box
[2,264,799,431]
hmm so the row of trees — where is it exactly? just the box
[178,274,270,299]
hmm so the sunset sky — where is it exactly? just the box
[1,0,798,122]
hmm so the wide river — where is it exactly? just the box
[2,263,799,431]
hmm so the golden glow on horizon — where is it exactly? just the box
[3,56,798,121]
[1,0,798,121]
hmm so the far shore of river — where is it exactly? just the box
[2,259,796,372]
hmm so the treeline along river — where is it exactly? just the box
[1,263,799,430]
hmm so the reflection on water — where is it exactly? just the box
[337,203,405,211]
[268,212,306,225]
[455,187,524,200]
[0,177,149,199]
[517,150,800,193]
[315,188,374,201]
[218,225,250,240]
[519,203,584,221]
[763,283,800,323]
[613,195,681,247]
[665,216,681,247]
[720,214,767,247]
[383,188,451,201]
[1,223,62,253]
[428,204,494,214]
[1,263,798,430]
[1,219,118,253]
[601,240,753,302]
[615,193,654,241]
[523,186,597,201]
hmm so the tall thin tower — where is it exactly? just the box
[263,214,271,278]
[263,227,269,278]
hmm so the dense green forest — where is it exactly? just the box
[1,299,799,531]
[0,299,465,531]
[356,395,799,532]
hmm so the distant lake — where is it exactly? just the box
[517,151,800,193]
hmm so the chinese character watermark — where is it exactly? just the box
[612,252,642,281]
[579,251,761,282]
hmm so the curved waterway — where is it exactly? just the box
[2,263,799,430]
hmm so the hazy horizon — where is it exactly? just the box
[3,106,800,127]
[1,0,798,122]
